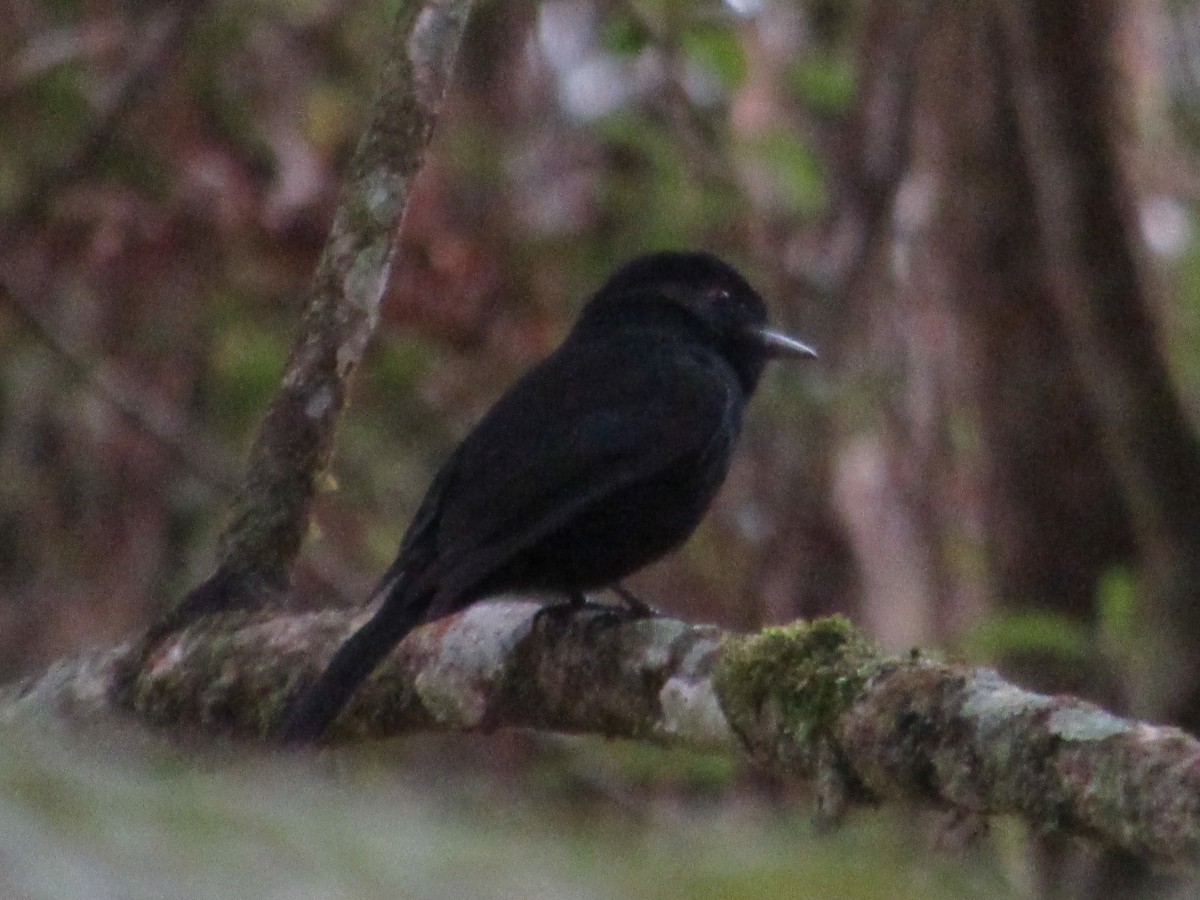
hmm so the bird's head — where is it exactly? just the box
[578,251,817,393]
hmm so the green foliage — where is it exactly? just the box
[368,340,436,396]
[740,129,828,217]
[209,324,288,432]
[681,24,748,92]
[0,65,88,210]
[181,12,260,151]
[594,113,740,254]
[602,14,653,57]
[963,569,1143,681]
[1096,565,1138,666]
[788,55,857,115]
[24,65,92,159]
[961,610,1091,665]
[304,83,364,156]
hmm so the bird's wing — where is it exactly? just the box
[428,336,743,592]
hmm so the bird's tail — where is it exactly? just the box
[279,573,429,745]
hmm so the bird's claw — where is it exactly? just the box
[531,588,657,631]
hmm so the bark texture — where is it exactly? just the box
[180,0,475,619]
[9,604,1200,873]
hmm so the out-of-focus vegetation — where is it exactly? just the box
[5,0,1200,895]
[0,0,841,672]
[0,723,1025,900]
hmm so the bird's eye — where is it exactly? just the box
[710,286,751,316]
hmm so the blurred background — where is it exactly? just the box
[3,0,1200,897]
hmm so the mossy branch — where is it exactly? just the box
[9,606,1200,869]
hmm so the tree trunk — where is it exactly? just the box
[838,0,1200,896]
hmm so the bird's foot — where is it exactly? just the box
[532,594,602,629]
[532,589,654,631]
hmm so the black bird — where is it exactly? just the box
[280,251,816,743]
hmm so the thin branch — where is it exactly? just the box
[167,0,475,622]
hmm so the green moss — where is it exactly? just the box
[714,617,878,759]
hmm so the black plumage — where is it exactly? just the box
[280,251,816,743]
